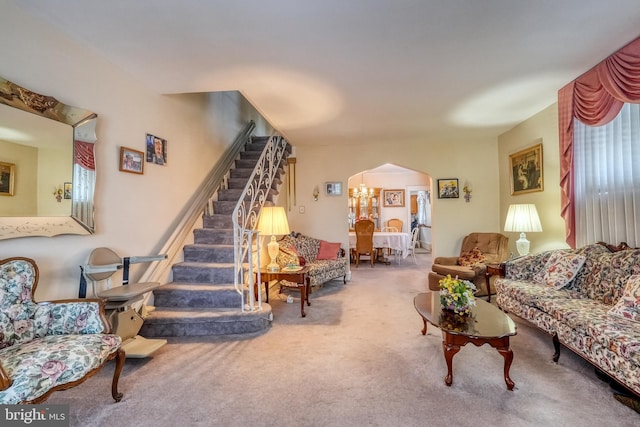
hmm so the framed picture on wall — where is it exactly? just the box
[146,133,167,165]
[63,182,72,199]
[325,182,342,196]
[437,178,459,199]
[383,189,405,207]
[0,161,15,196]
[509,142,543,195]
[119,147,144,174]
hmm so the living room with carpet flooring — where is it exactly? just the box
[52,252,638,426]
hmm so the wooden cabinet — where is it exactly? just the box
[348,187,381,229]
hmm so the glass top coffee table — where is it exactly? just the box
[413,291,517,390]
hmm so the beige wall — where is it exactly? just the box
[498,103,569,256]
[288,138,502,258]
[0,4,271,300]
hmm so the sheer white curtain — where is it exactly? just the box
[574,103,640,247]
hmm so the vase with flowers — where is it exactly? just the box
[438,274,477,315]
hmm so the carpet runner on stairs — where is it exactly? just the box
[140,137,289,337]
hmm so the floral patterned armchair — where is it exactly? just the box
[0,257,125,404]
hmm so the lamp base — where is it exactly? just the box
[515,232,531,256]
[267,235,281,272]
[267,263,281,272]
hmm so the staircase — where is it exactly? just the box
[140,136,289,337]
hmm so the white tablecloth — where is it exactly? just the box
[348,231,410,259]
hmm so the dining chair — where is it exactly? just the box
[387,218,403,233]
[354,219,376,268]
[406,227,420,264]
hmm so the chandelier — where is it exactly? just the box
[352,172,374,199]
[352,183,374,199]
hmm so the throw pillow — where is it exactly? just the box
[317,241,341,260]
[534,251,587,290]
[276,244,300,267]
[458,247,486,266]
[608,275,640,322]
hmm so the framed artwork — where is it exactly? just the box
[383,189,405,207]
[119,147,144,175]
[509,142,543,195]
[146,133,167,165]
[325,181,342,196]
[0,161,15,196]
[437,179,459,199]
[63,182,72,199]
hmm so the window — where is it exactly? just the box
[573,103,640,247]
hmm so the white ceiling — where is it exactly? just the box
[15,1,640,147]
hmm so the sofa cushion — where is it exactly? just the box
[458,247,486,266]
[505,251,553,281]
[317,241,341,260]
[532,251,586,290]
[580,248,640,304]
[431,264,479,281]
[608,274,640,322]
[494,278,579,307]
[0,333,121,404]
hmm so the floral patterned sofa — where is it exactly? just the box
[276,232,348,287]
[495,242,640,397]
[0,257,125,404]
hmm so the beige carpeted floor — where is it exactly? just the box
[53,252,639,426]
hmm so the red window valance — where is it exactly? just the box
[558,36,640,248]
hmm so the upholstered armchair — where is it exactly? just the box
[428,232,509,297]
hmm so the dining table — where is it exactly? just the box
[348,231,410,260]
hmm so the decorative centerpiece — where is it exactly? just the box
[439,274,477,315]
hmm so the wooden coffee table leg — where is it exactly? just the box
[442,333,461,387]
[497,341,515,390]
[420,317,428,335]
[306,277,311,306]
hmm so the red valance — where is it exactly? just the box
[74,140,95,171]
[558,36,640,248]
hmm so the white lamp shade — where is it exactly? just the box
[257,206,290,236]
[504,204,542,256]
[504,204,542,233]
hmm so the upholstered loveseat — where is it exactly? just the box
[494,242,640,397]
[277,232,348,287]
[0,257,125,404]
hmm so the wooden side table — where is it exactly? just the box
[484,263,505,302]
[255,267,311,317]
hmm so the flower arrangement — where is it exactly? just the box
[439,274,476,315]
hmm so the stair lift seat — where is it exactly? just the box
[82,248,169,358]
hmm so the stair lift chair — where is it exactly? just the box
[81,247,168,358]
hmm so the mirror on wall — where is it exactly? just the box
[0,77,97,239]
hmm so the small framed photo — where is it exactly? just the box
[325,182,342,196]
[509,142,543,195]
[119,147,144,174]
[383,189,405,207]
[0,161,15,196]
[146,133,167,165]
[63,182,72,199]
[437,179,459,199]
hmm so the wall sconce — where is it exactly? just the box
[463,183,472,203]
[53,186,63,203]
[313,186,320,201]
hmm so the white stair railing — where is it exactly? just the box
[232,134,289,311]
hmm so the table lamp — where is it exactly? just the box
[504,204,542,256]
[256,206,290,272]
